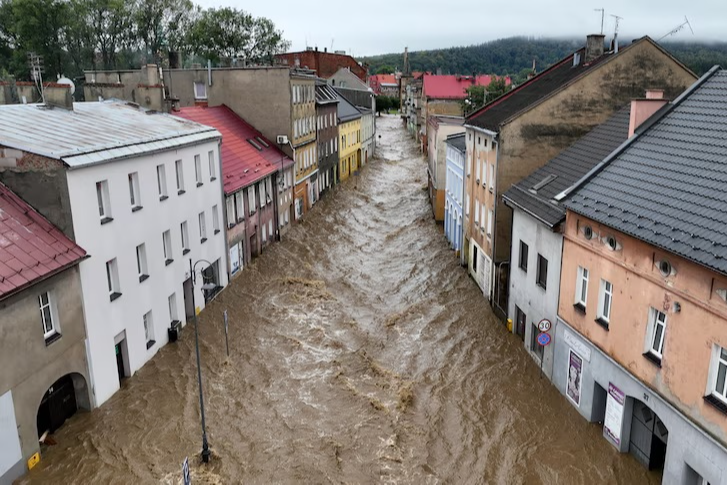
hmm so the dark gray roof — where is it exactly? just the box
[316,84,339,105]
[503,105,631,227]
[336,92,362,123]
[565,67,727,276]
[446,133,466,153]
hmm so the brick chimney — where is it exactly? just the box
[585,34,606,63]
[44,84,73,110]
[629,89,667,138]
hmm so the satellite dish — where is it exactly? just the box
[57,76,75,95]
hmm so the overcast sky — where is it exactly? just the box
[196,0,725,57]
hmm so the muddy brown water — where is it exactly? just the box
[20,115,660,484]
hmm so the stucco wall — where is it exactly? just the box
[492,40,697,264]
[0,267,90,471]
[559,212,727,442]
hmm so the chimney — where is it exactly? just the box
[628,89,667,138]
[44,84,73,110]
[142,64,159,85]
[585,34,606,63]
[324,47,327,53]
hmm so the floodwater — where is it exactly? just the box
[21,115,660,484]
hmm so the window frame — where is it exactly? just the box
[193,81,207,100]
[136,243,149,281]
[181,221,190,254]
[194,155,203,187]
[597,279,613,325]
[208,151,216,181]
[168,293,179,323]
[143,310,155,349]
[162,230,173,264]
[156,164,168,200]
[212,205,220,234]
[575,266,589,308]
[518,240,528,272]
[536,254,548,290]
[96,180,112,222]
[175,159,185,194]
[199,211,207,242]
[645,307,668,360]
[106,258,121,300]
[128,172,142,211]
[710,346,727,404]
[39,291,58,339]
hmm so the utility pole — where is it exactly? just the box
[594,9,605,35]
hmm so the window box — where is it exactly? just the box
[211,177,217,182]
[200,237,207,244]
[178,190,186,196]
[45,332,62,346]
[159,195,169,201]
[139,274,149,283]
[197,182,203,188]
[131,206,143,213]
[165,259,174,266]
[146,339,156,350]
[595,317,610,330]
[100,216,114,225]
[643,351,662,367]
[110,292,122,302]
[573,302,586,314]
[704,394,727,415]
[214,229,220,235]
[183,249,191,255]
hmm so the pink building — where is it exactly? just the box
[554,67,727,483]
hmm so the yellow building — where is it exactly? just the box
[336,95,362,182]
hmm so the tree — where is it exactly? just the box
[376,65,394,74]
[390,96,400,111]
[461,85,485,115]
[132,0,193,64]
[375,95,391,115]
[486,75,511,101]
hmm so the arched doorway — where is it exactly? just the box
[629,399,668,472]
[37,373,89,439]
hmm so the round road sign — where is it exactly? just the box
[538,318,552,333]
[537,332,552,347]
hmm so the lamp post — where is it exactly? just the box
[189,258,217,463]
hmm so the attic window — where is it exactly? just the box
[529,174,558,194]
[247,139,263,151]
[255,136,269,148]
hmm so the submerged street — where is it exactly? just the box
[22,115,659,484]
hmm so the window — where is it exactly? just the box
[487,209,493,236]
[106,258,121,300]
[248,186,256,215]
[262,223,267,242]
[212,205,220,234]
[709,346,727,405]
[39,292,58,340]
[259,182,266,208]
[268,220,273,240]
[199,212,207,242]
[194,81,207,100]
[162,230,173,264]
[181,221,190,254]
[645,308,667,360]
[476,159,481,183]
[235,193,244,222]
[481,203,486,229]
[174,159,185,194]
[128,172,141,211]
[96,180,112,222]
[226,197,235,227]
[465,194,470,216]
[195,155,203,186]
[157,164,168,200]
[143,311,155,349]
[474,203,480,224]
[489,164,495,190]
[575,266,589,308]
[597,279,613,327]
[531,322,544,360]
[536,254,548,289]
[136,243,149,282]
[472,245,478,273]
[518,241,528,271]
[168,293,179,322]
[208,151,216,181]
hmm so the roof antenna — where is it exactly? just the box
[594,8,605,34]
[610,14,623,52]
[27,52,45,104]
[658,16,695,41]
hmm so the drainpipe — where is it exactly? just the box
[489,134,500,303]
[460,144,467,267]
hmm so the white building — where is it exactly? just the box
[0,100,228,406]
[359,107,376,165]
[501,105,631,379]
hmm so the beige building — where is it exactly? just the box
[463,35,697,312]
[426,115,464,221]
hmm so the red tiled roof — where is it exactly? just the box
[176,106,294,195]
[0,183,86,299]
[373,74,397,86]
[422,74,511,100]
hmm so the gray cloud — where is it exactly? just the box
[195,0,726,56]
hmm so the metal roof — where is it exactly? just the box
[502,105,631,228]
[336,92,362,123]
[446,133,466,152]
[565,67,727,276]
[0,100,220,168]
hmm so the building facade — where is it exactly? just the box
[337,95,362,182]
[426,115,464,221]
[359,107,375,166]
[555,68,727,483]
[464,35,697,313]
[0,101,229,407]
[291,77,318,219]
[444,133,465,253]
[369,74,399,97]
[0,183,90,484]
[275,49,368,81]
[315,83,340,195]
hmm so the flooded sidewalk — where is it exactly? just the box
[20,115,659,484]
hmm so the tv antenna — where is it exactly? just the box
[27,52,45,104]
[331,38,335,51]
[658,16,694,41]
[611,14,623,38]
[594,9,605,35]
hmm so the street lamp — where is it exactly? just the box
[189,259,217,463]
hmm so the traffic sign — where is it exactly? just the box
[182,457,191,485]
[538,318,552,333]
[537,332,552,346]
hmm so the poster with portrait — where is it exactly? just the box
[566,350,583,407]
[604,383,625,446]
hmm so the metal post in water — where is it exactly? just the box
[223,309,229,357]
[191,259,211,463]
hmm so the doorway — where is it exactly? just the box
[114,340,129,383]
[37,375,78,439]
[183,277,194,320]
[629,399,668,472]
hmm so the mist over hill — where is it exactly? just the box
[361,37,727,80]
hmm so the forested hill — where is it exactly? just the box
[361,37,727,80]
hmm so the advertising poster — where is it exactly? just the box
[566,350,583,407]
[604,382,626,446]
